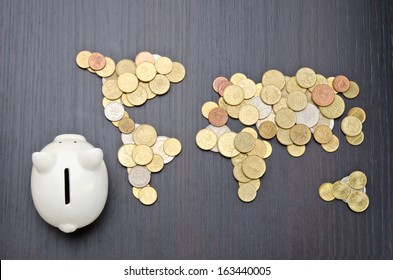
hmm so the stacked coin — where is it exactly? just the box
[318,171,369,212]
[196,125,271,202]
[208,68,364,157]
[76,50,185,205]
[341,107,366,146]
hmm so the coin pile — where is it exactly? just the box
[76,50,185,205]
[196,125,271,202]
[341,107,366,146]
[318,171,369,213]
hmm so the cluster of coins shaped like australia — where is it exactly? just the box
[76,50,185,205]
[197,68,366,204]
[319,171,369,212]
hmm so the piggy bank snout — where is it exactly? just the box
[31,134,108,233]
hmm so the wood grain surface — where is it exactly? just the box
[0,0,392,259]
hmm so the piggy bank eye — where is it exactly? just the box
[73,141,77,143]
[58,142,62,143]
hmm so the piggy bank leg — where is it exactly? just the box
[59,224,77,233]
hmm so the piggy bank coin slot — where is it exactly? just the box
[64,168,70,205]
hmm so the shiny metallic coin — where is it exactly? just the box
[104,102,125,121]
[128,166,151,188]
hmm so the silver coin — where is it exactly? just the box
[152,54,162,61]
[310,113,334,133]
[205,124,231,152]
[121,123,140,144]
[151,136,174,164]
[128,166,151,188]
[295,103,320,128]
[341,176,366,203]
[104,102,124,121]
[255,112,276,129]
[246,96,272,119]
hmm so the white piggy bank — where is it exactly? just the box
[31,134,108,233]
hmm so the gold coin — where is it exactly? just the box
[87,67,96,73]
[139,82,156,99]
[139,185,158,205]
[318,182,335,202]
[347,107,366,123]
[117,144,136,167]
[348,191,369,212]
[112,107,128,127]
[230,73,247,85]
[102,97,121,108]
[195,129,218,150]
[331,181,351,200]
[346,131,364,146]
[327,77,338,94]
[296,67,316,88]
[242,155,266,179]
[258,121,277,139]
[238,104,259,126]
[273,97,288,114]
[149,74,171,95]
[132,124,157,146]
[348,171,367,190]
[321,134,339,152]
[116,59,136,75]
[218,97,228,110]
[201,101,218,119]
[102,72,118,85]
[132,144,154,165]
[223,85,245,105]
[276,128,293,146]
[132,187,141,200]
[260,85,281,105]
[287,144,306,157]
[234,132,256,153]
[255,83,263,96]
[237,79,256,99]
[262,140,272,158]
[341,116,362,136]
[102,80,123,100]
[118,117,135,134]
[96,57,116,78]
[313,125,333,144]
[289,124,311,145]
[217,131,240,158]
[226,101,246,119]
[309,74,328,92]
[241,127,258,139]
[166,61,186,83]
[238,183,257,202]
[319,95,345,119]
[262,69,286,90]
[343,81,359,99]
[136,61,156,82]
[76,50,92,69]
[233,163,251,183]
[146,154,164,173]
[155,56,173,75]
[126,85,148,106]
[117,73,139,93]
[163,138,182,156]
[122,93,134,107]
[247,139,267,158]
[275,108,296,129]
[287,91,307,111]
[231,153,248,166]
[239,179,260,191]
[286,76,306,94]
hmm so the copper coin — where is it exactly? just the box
[88,52,106,71]
[208,107,228,126]
[218,80,233,96]
[333,75,350,92]
[213,77,229,93]
[135,51,155,65]
[312,84,335,106]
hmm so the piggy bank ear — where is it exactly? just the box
[78,148,103,171]
[32,152,57,173]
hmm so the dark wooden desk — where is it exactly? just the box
[1,0,392,259]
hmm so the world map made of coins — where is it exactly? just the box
[196,68,368,209]
[76,50,185,206]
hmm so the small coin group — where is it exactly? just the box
[76,50,185,205]
[318,171,369,213]
[196,67,366,202]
